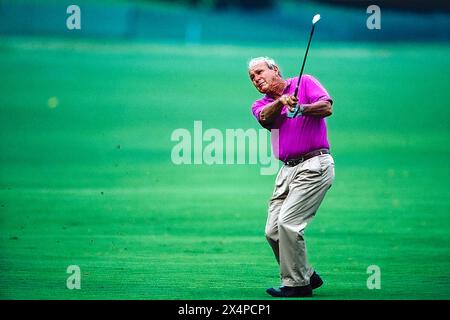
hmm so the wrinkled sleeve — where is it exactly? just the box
[251,99,272,130]
[305,75,333,105]
[251,99,266,120]
[252,99,272,130]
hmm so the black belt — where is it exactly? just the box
[284,149,330,166]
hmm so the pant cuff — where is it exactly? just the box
[282,278,310,287]
[281,270,315,287]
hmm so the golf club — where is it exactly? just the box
[288,13,321,118]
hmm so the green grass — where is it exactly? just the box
[0,37,449,299]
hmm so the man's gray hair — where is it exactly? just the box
[248,57,281,76]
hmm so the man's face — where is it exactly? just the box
[249,62,280,94]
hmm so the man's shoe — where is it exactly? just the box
[266,285,313,297]
[310,272,323,290]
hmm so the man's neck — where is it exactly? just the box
[267,79,287,99]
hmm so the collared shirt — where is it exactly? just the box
[251,75,332,162]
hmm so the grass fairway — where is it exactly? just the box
[0,37,449,300]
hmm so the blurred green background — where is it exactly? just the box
[0,0,449,299]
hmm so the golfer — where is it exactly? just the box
[248,57,335,297]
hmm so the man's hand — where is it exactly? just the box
[279,95,298,112]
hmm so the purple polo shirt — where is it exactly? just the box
[251,75,332,162]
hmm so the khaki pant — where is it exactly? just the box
[265,154,335,287]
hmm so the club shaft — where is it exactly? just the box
[294,24,316,98]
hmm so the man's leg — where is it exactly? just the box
[265,165,292,264]
[278,155,335,287]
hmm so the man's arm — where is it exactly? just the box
[259,99,283,125]
[260,95,296,125]
[298,100,332,118]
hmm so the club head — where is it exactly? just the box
[312,14,321,25]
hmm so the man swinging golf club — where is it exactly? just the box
[248,14,335,297]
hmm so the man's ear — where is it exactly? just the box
[272,65,281,76]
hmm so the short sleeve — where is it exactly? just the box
[304,75,333,105]
[251,99,266,120]
[251,98,273,129]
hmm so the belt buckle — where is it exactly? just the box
[287,157,303,166]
